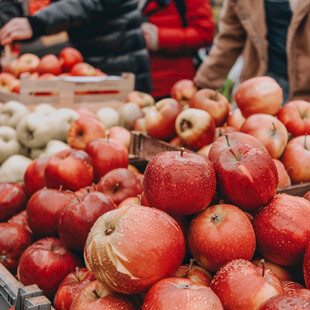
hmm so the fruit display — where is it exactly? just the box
[1,72,310,310]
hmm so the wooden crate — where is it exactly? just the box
[0,73,135,112]
[0,263,54,310]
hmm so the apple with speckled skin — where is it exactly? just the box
[258,289,310,310]
[240,114,288,159]
[85,205,186,294]
[211,259,283,310]
[234,76,283,117]
[213,143,278,212]
[277,100,310,137]
[253,194,310,266]
[142,277,223,310]
[188,204,256,272]
[143,150,216,215]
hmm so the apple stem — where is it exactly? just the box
[260,259,265,277]
[92,289,100,299]
[305,133,308,150]
[74,267,80,282]
[93,183,97,191]
[229,149,239,163]
[66,190,80,202]
[181,147,185,157]
[113,183,120,193]
[105,227,114,235]
[272,122,277,135]
[214,90,219,101]
[137,194,141,205]
[185,258,195,278]
[211,213,221,224]
[106,130,110,143]
[224,134,231,147]
[58,185,63,192]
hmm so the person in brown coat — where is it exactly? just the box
[194,0,310,104]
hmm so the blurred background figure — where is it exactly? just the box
[194,0,310,104]
[0,0,152,93]
[140,0,215,100]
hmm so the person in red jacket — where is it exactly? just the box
[140,0,215,100]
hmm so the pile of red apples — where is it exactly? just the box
[2,76,310,309]
[0,46,106,94]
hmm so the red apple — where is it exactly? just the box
[0,182,27,222]
[0,222,33,273]
[273,159,291,188]
[189,88,230,126]
[214,125,237,141]
[303,242,310,289]
[143,150,216,215]
[85,137,129,182]
[188,204,256,272]
[281,135,310,184]
[85,205,186,294]
[208,132,268,163]
[226,108,246,130]
[252,194,310,266]
[142,277,223,309]
[54,268,96,310]
[211,259,283,310]
[174,262,213,287]
[125,90,155,108]
[70,62,96,76]
[175,108,215,150]
[45,149,94,191]
[59,47,83,72]
[58,191,116,252]
[257,289,310,309]
[37,54,62,76]
[240,113,288,159]
[67,116,106,150]
[281,280,304,293]
[17,237,82,300]
[251,257,299,282]
[0,72,17,92]
[76,108,98,120]
[15,53,40,77]
[11,79,20,94]
[145,98,182,140]
[277,100,310,137]
[70,280,137,310]
[234,76,283,117]
[171,79,198,107]
[96,168,143,206]
[117,196,139,209]
[213,143,278,212]
[24,157,48,196]
[107,126,131,150]
[8,210,32,233]
[26,188,73,237]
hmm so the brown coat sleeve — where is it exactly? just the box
[194,0,246,89]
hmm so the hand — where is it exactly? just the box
[0,18,33,46]
[141,22,159,51]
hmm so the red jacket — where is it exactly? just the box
[143,0,215,98]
